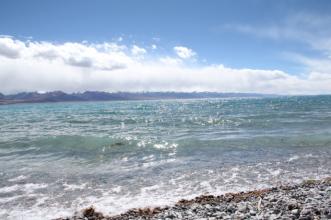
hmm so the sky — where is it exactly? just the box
[1,0,331,94]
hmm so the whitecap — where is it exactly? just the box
[8,175,27,182]
[288,155,300,162]
[63,183,87,191]
[269,169,282,177]
[111,186,122,193]
[0,185,20,193]
[0,195,23,204]
[23,183,48,193]
[153,141,178,149]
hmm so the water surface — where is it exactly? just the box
[1,96,331,219]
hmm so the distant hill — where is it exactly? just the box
[0,91,273,105]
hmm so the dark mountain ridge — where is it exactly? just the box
[0,91,273,105]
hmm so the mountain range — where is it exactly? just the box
[0,91,271,105]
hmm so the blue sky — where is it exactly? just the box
[1,0,331,94]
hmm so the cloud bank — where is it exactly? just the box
[0,36,331,94]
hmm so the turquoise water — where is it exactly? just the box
[1,96,331,219]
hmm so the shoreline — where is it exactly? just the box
[56,177,331,220]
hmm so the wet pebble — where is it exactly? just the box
[57,177,331,220]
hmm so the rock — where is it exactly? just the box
[165,213,176,219]
[269,213,281,219]
[249,210,257,216]
[291,209,299,215]
[237,203,248,212]
[273,208,281,214]
[287,201,298,210]
[214,211,226,217]
[235,213,245,219]
[226,204,236,213]
[324,208,331,218]
[298,216,313,220]
[204,204,212,210]
[301,208,312,216]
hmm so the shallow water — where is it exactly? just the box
[0,96,331,219]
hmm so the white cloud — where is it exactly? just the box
[159,56,182,65]
[224,13,331,45]
[131,45,146,57]
[0,36,331,94]
[283,52,331,75]
[173,46,196,59]
[0,37,25,59]
[224,12,331,79]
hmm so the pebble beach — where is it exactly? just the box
[58,177,331,220]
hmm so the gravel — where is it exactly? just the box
[56,177,331,220]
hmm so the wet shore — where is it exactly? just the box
[56,177,331,220]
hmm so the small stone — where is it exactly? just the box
[237,203,248,212]
[165,213,176,219]
[204,204,212,210]
[269,214,280,219]
[288,201,298,210]
[324,208,331,218]
[301,208,312,216]
[273,209,281,214]
[298,216,313,220]
[226,205,236,213]
[235,213,245,219]
[212,211,225,217]
[250,210,257,216]
[291,209,299,215]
